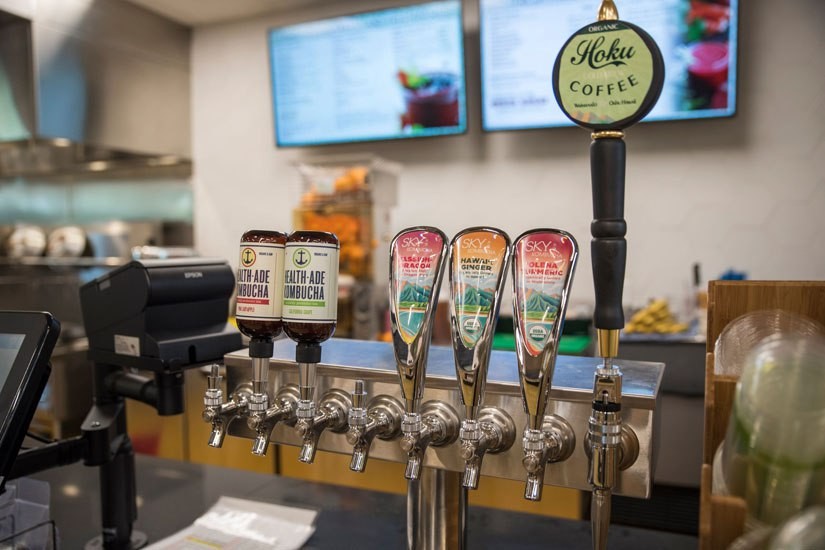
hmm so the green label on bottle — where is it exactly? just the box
[556,22,654,126]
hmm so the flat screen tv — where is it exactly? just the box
[269,0,467,147]
[480,0,738,131]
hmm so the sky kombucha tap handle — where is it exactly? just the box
[449,228,515,490]
[389,227,451,481]
[512,230,579,501]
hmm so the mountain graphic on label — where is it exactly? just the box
[524,290,561,317]
[398,283,432,306]
[461,286,493,310]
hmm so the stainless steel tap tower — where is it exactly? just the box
[203,225,666,550]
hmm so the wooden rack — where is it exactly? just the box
[700,281,825,549]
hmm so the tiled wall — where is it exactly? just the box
[0,177,193,224]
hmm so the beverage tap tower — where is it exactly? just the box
[283,231,350,464]
[512,229,579,501]
[552,1,664,548]
[449,228,516,490]
[389,228,460,481]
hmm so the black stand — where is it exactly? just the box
[10,358,191,550]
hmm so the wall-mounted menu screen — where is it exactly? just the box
[269,0,467,147]
[481,0,738,131]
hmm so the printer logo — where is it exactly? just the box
[185,271,203,279]
[241,247,257,267]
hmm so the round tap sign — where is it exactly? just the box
[553,20,664,131]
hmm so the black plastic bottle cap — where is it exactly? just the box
[295,342,322,364]
[248,338,274,359]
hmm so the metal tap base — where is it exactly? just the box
[407,467,466,550]
[224,340,664,498]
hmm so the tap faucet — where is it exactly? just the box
[589,360,623,550]
[522,416,576,500]
[294,388,351,464]
[202,364,251,448]
[448,227,514,489]
[399,401,460,480]
[346,380,404,472]
[511,229,579,500]
[458,407,515,489]
[247,384,300,456]
[389,227,454,481]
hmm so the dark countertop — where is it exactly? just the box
[33,455,696,549]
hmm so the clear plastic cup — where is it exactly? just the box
[714,310,824,377]
[721,334,825,526]
[768,506,825,550]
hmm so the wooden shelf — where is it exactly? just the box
[700,280,825,549]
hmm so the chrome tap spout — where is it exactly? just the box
[346,382,403,473]
[458,408,515,490]
[202,365,251,448]
[294,389,351,464]
[248,384,300,457]
[400,402,460,481]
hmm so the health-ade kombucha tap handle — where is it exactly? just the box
[552,1,664,548]
[282,231,340,465]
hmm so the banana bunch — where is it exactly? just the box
[625,299,689,334]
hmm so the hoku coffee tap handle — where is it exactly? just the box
[552,0,664,545]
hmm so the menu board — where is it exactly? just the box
[269,0,466,147]
[481,0,738,131]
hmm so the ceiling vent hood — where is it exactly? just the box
[0,1,191,178]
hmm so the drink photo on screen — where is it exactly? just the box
[683,0,733,112]
[398,70,461,131]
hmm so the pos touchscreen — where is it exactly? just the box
[0,311,60,490]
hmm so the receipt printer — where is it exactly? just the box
[80,259,241,371]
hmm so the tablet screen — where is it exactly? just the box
[0,333,25,388]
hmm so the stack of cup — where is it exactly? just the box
[716,333,825,528]
[714,309,824,377]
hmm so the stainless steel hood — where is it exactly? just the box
[0,0,191,177]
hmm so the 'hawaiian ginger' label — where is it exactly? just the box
[283,242,339,323]
[451,231,508,348]
[236,242,285,321]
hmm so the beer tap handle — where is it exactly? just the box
[590,136,627,339]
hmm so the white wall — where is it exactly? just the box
[192,0,825,316]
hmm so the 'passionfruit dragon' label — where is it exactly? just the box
[513,232,577,355]
[392,230,445,344]
[452,231,509,348]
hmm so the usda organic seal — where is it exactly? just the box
[553,20,664,131]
